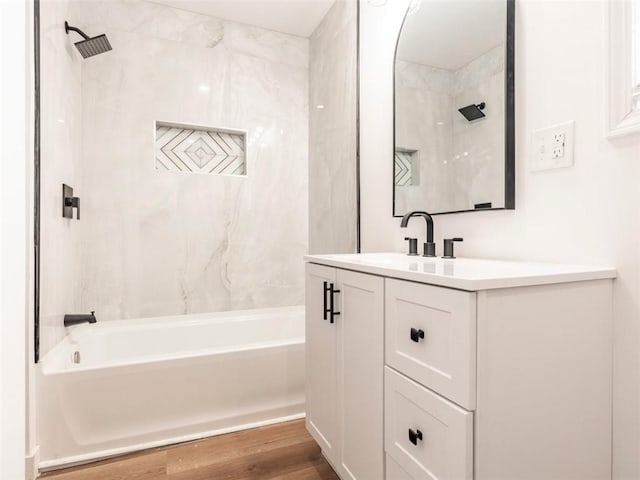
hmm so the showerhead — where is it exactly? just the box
[65,21,112,59]
[458,102,486,122]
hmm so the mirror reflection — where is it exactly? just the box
[394,0,514,215]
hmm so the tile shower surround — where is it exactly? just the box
[40,0,309,355]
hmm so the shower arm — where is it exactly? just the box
[65,21,90,40]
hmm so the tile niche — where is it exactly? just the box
[155,121,247,176]
[394,148,419,186]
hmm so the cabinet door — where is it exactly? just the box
[305,263,339,464]
[337,269,384,480]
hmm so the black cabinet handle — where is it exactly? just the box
[410,328,425,342]
[322,282,340,324]
[329,283,340,324]
[408,428,423,446]
[323,281,330,320]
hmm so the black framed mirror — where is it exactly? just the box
[393,0,515,216]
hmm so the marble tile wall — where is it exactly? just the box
[40,0,84,356]
[308,0,358,254]
[394,46,505,214]
[40,0,309,343]
[75,1,308,322]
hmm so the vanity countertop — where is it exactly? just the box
[304,253,617,291]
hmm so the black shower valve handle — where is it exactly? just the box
[65,196,80,220]
[62,184,81,220]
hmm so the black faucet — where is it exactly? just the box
[400,211,436,257]
[64,311,97,327]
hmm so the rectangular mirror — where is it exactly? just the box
[393,0,515,216]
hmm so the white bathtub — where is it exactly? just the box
[37,306,305,469]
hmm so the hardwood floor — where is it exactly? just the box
[40,420,339,480]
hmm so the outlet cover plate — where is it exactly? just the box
[530,120,575,172]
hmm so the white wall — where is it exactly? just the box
[0,1,31,478]
[360,0,640,478]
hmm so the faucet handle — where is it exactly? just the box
[404,237,418,256]
[442,238,463,259]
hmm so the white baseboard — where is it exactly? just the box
[25,446,40,480]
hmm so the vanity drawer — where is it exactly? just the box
[385,367,473,480]
[385,278,476,409]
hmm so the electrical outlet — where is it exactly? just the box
[552,132,566,145]
[551,145,564,159]
[530,121,575,171]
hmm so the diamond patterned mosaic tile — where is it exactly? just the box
[155,123,246,176]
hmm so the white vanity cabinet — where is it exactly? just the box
[305,262,384,480]
[305,254,616,480]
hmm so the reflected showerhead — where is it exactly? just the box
[458,102,486,121]
[65,21,112,59]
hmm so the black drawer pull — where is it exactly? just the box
[323,282,340,324]
[410,328,425,342]
[323,281,330,320]
[408,428,423,446]
[329,283,340,324]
